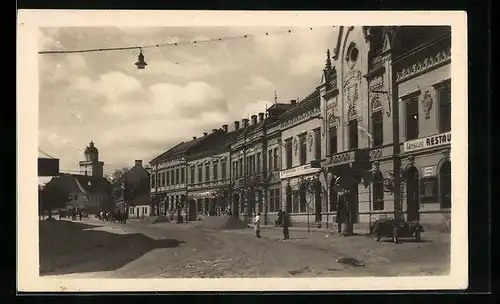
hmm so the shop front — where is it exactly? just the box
[400,132,451,231]
[188,190,217,217]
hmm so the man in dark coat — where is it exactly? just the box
[282,210,290,240]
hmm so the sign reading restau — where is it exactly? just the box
[403,132,451,153]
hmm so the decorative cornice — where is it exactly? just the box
[364,65,386,80]
[396,47,451,83]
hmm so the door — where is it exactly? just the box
[189,199,197,221]
[315,182,322,222]
[406,166,420,221]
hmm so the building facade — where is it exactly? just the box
[148,25,452,231]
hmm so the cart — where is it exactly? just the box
[370,218,424,243]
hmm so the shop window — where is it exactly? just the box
[292,191,299,213]
[440,161,451,209]
[373,171,384,210]
[406,97,419,140]
[420,176,439,203]
[329,126,337,155]
[372,111,383,147]
[438,83,451,133]
[285,138,293,169]
[299,133,307,165]
[348,119,358,149]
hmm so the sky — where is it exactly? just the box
[38,26,339,179]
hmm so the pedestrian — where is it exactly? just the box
[282,210,290,240]
[253,212,261,238]
[79,211,82,221]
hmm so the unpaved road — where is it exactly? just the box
[40,218,450,278]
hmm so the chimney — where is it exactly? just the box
[290,100,297,106]
[135,160,143,167]
[212,128,218,133]
[242,118,249,128]
[234,121,240,130]
[203,132,208,136]
[251,114,258,125]
[222,124,228,132]
[258,112,265,122]
[192,136,197,140]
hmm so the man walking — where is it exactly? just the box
[253,212,261,238]
[282,210,290,240]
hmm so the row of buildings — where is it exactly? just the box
[147,25,452,230]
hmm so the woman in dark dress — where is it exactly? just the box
[282,210,290,240]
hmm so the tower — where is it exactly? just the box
[79,141,104,177]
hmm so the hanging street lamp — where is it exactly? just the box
[134,48,147,70]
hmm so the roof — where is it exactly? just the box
[48,174,112,194]
[278,89,321,120]
[114,164,150,186]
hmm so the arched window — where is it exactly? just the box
[329,178,338,211]
[373,171,384,210]
[440,161,451,209]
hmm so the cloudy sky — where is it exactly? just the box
[39,26,338,177]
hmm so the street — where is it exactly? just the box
[39,218,450,278]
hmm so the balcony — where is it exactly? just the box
[325,148,371,167]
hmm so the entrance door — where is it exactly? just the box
[315,182,322,222]
[189,199,197,221]
[406,166,420,221]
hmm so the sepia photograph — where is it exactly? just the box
[18,10,468,292]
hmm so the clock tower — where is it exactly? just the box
[79,141,104,177]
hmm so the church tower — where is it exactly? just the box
[79,141,104,177]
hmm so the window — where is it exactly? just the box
[348,119,358,149]
[292,191,299,213]
[205,165,210,182]
[198,165,202,183]
[299,185,307,213]
[285,138,293,169]
[256,153,261,173]
[299,133,307,165]
[440,161,451,209]
[159,171,164,187]
[232,161,237,179]
[175,168,180,184]
[372,111,383,147]
[373,172,384,210]
[406,97,419,140]
[268,188,281,212]
[329,126,338,155]
[273,148,279,170]
[166,170,170,185]
[171,170,175,185]
[213,162,218,180]
[151,174,155,188]
[268,150,273,171]
[314,128,321,160]
[221,161,227,179]
[181,168,185,184]
[239,159,243,177]
[190,167,195,184]
[252,155,256,175]
[438,83,451,133]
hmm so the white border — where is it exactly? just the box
[17,10,468,292]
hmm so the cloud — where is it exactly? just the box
[143,60,225,79]
[94,72,143,102]
[244,76,274,91]
[289,53,324,75]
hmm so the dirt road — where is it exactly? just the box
[40,218,450,278]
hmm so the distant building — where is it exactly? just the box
[112,160,151,216]
[79,141,104,177]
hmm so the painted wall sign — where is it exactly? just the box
[422,166,436,177]
[280,164,321,180]
[403,132,451,153]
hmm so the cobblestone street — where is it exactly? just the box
[40,218,450,278]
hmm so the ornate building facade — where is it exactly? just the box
[149,25,452,231]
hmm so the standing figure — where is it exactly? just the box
[253,212,261,238]
[282,210,290,240]
[336,194,346,234]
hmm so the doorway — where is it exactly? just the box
[315,182,322,222]
[188,199,197,221]
[406,166,420,221]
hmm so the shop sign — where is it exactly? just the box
[190,191,215,199]
[403,132,451,153]
[422,166,436,177]
[280,164,321,180]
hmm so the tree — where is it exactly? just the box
[106,167,129,184]
[298,177,320,235]
[40,180,71,219]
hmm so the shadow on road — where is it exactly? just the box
[39,220,185,276]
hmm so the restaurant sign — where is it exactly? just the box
[280,164,321,180]
[403,132,451,153]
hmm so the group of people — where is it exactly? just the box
[96,210,128,223]
[252,210,290,240]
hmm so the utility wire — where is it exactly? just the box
[38,148,56,159]
[38,26,335,55]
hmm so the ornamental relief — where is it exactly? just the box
[343,69,362,121]
[307,132,314,152]
[396,48,451,82]
[326,101,340,128]
[421,90,433,120]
